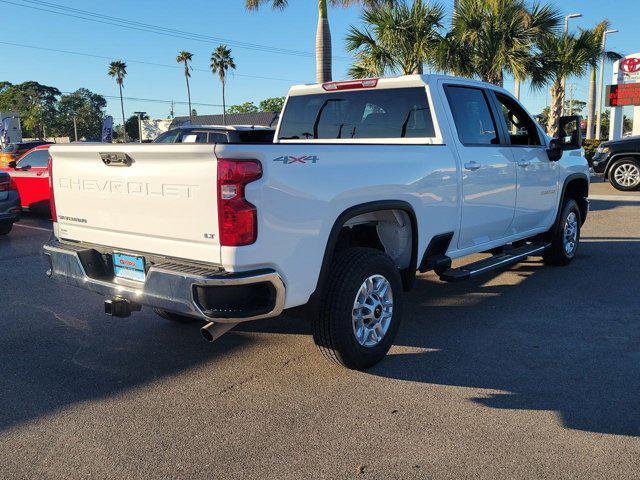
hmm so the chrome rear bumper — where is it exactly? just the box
[43,239,285,323]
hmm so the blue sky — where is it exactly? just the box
[1,0,638,122]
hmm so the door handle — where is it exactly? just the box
[464,161,481,171]
[517,159,531,168]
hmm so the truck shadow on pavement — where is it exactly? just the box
[0,234,637,439]
[365,239,640,438]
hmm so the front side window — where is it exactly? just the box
[445,86,499,145]
[278,87,435,140]
[18,149,49,168]
[494,93,542,146]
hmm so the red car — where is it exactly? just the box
[1,144,51,211]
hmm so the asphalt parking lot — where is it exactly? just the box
[1,180,639,479]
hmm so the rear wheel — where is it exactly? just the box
[609,158,640,191]
[0,221,13,235]
[543,198,581,266]
[153,308,198,323]
[313,247,403,370]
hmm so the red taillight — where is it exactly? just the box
[217,159,262,246]
[47,156,57,222]
[322,78,378,91]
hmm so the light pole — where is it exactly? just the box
[134,111,146,143]
[72,115,78,142]
[595,29,618,140]
[561,13,582,115]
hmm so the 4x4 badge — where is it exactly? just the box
[273,155,319,165]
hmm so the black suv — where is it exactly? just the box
[590,136,640,191]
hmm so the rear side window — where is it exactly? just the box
[18,149,49,168]
[155,130,181,143]
[278,87,435,140]
[445,86,499,145]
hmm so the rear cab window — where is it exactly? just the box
[278,87,436,141]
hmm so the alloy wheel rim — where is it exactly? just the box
[352,274,393,348]
[563,211,578,256]
[614,163,640,188]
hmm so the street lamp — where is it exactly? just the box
[134,111,146,143]
[595,29,619,140]
[561,13,582,115]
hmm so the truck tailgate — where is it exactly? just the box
[50,144,221,264]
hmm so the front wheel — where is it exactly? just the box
[313,247,403,370]
[0,221,13,235]
[609,158,640,191]
[543,198,581,266]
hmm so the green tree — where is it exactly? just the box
[228,101,258,114]
[210,45,236,126]
[125,113,149,141]
[436,0,561,87]
[258,96,286,112]
[176,51,194,123]
[246,0,394,83]
[0,81,60,137]
[56,88,107,140]
[346,0,444,78]
[533,31,594,137]
[108,60,128,140]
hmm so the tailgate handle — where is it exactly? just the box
[100,153,133,167]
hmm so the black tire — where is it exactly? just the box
[153,308,198,323]
[313,247,403,370]
[543,198,581,266]
[0,221,13,235]
[609,158,640,191]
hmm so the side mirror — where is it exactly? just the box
[558,115,583,151]
[7,160,16,169]
[547,138,563,162]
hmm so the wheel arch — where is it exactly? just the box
[557,173,589,225]
[605,153,640,179]
[309,200,419,308]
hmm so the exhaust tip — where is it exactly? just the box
[200,321,238,343]
[201,324,215,342]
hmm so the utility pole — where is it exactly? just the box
[73,115,78,142]
[561,13,582,116]
[134,111,146,143]
[595,29,618,140]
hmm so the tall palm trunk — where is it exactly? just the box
[547,79,564,137]
[221,79,226,126]
[316,0,332,83]
[514,77,521,100]
[184,62,193,123]
[585,66,597,140]
[118,82,126,142]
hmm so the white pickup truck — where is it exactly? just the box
[44,75,589,370]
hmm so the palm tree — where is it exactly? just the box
[533,31,593,137]
[176,51,194,123]
[346,0,444,78]
[583,21,622,139]
[436,0,560,87]
[108,60,127,141]
[246,0,393,83]
[210,45,236,126]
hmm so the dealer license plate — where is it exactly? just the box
[113,252,146,282]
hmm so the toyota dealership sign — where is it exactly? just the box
[608,53,640,139]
